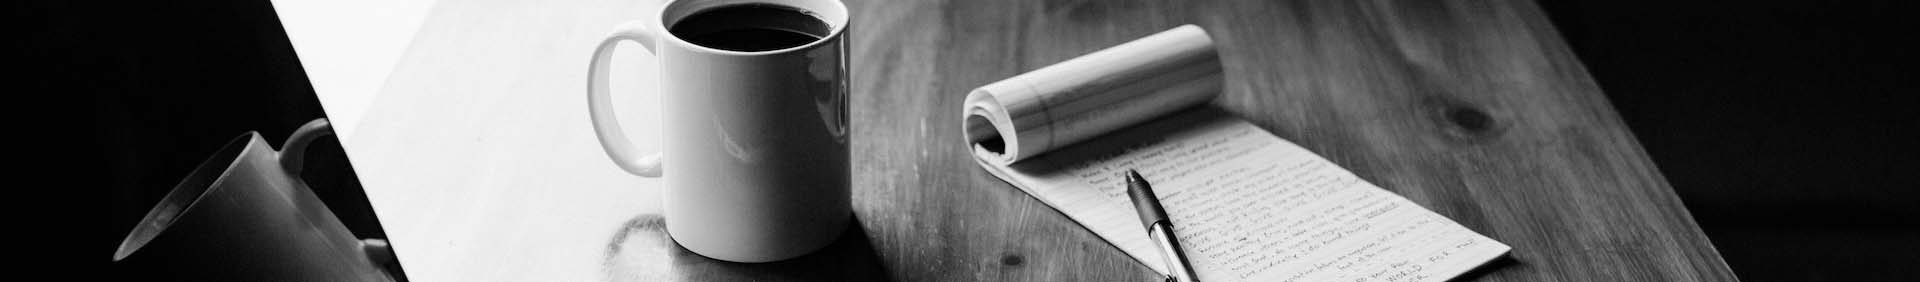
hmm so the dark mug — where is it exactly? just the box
[113,119,398,281]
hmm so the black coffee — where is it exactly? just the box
[670,4,829,52]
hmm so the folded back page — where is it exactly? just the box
[964,25,1221,165]
[962,25,1510,282]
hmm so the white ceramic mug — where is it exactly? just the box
[586,0,851,263]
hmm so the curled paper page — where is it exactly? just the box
[963,25,1223,165]
[960,25,1513,281]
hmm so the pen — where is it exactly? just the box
[1124,170,1200,282]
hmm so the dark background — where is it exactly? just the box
[21,0,399,280]
[21,0,1913,280]
[1539,1,1919,280]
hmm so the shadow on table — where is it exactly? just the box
[603,213,891,282]
[1452,255,1518,281]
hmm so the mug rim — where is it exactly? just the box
[114,132,262,261]
[654,0,849,56]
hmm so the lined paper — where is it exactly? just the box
[973,109,1509,281]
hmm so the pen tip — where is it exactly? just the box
[1124,170,1145,185]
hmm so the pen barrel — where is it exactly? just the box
[1126,172,1171,230]
[1149,222,1201,282]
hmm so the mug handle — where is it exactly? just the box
[279,118,333,176]
[587,21,665,178]
[278,118,402,279]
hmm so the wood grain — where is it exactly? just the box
[352,0,1737,281]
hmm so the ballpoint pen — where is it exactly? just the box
[1125,170,1201,282]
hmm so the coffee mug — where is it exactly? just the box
[113,119,399,281]
[586,0,852,263]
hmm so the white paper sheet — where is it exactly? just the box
[962,25,1509,282]
[973,109,1509,281]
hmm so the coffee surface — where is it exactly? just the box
[670,4,828,52]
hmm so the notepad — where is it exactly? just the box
[961,25,1509,282]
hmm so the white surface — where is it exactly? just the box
[344,0,670,281]
[271,0,440,142]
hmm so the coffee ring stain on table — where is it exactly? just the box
[603,214,674,282]
[601,213,893,281]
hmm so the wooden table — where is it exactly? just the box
[343,0,1738,281]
